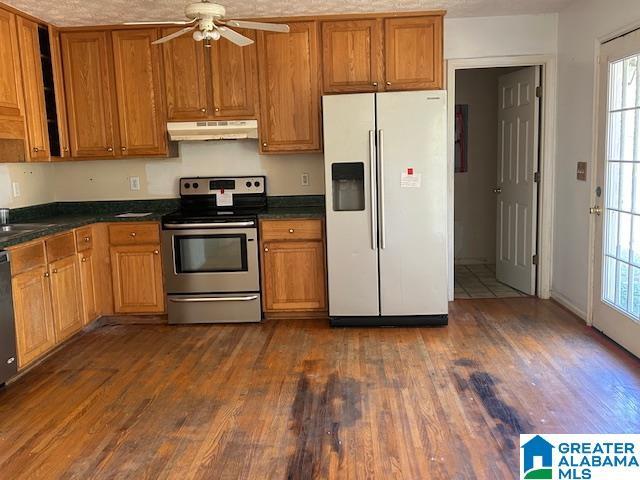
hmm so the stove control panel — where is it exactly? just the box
[180,176,266,196]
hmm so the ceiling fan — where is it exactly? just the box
[125,0,290,47]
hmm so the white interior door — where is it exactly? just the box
[593,29,640,358]
[323,93,380,316]
[377,91,448,316]
[495,67,540,295]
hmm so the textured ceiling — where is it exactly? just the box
[4,0,572,26]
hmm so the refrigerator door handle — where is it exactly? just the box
[378,129,386,249]
[369,130,377,250]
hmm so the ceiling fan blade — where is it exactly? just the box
[151,25,197,45]
[216,26,255,46]
[123,20,195,26]
[225,20,290,33]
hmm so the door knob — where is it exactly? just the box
[589,205,602,216]
[493,187,502,194]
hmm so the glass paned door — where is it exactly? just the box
[593,28,640,358]
[603,54,640,319]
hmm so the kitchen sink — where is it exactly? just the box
[0,223,57,243]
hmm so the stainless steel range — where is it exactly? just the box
[161,176,266,324]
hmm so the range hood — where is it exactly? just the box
[167,120,258,141]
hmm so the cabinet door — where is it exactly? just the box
[78,251,98,325]
[257,21,321,153]
[161,27,208,120]
[0,9,23,118]
[61,31,117,158]
[209,29,257,118]
[48,27,71,159]
[384,16,443,91]
[112,29,167,156]
[12,266,55,368]
[262,240,326,312]
[110,244,164,313]
[321,19,383,93]
[49,255,83,341]
[16,17,50,161]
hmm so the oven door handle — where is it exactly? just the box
[169,295,259,303]
[164,221,256,229]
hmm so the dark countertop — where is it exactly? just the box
[1,196,325,249]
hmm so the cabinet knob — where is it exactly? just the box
[201,108,206,113]
[153,250,159,255]
[215,107,220,112]
[81,257,87,263]
[386,81,391,86]
[130,232,137,237]
[289,228,294,233]
[121,146,127,152]
[84,236,90,242]
[264,247,269,252]
[372,82,378,87]
[33,147,39,153]
[43,272,50,278]
[262,142,267,147]
[107,147,114,152]
[63,147,69,153]
[52,269,58,274]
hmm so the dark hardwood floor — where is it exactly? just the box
[0,298,639,479]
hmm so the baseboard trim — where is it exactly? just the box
[550,291,587,321]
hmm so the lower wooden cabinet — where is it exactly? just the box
[260,219,327,316]
[49,254,83,341]
[110,244,164,314]
[11,265,55,368]
[78,250,98,325]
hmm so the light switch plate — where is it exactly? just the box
[12,182,20,198]
[577,162,587,181]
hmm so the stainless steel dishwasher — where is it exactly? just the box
[0,251,17,385]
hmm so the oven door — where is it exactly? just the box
[162,226,259,294]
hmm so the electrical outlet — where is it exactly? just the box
[301,173,310,187]
[12,182,20,198]
[129,176,140,191]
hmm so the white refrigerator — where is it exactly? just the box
[323,91,448,326]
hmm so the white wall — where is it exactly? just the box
[445,14,559,59]
[454,68,502,264]
[52,141,325,201]
[553,0,640,317]
[0,163,53,208]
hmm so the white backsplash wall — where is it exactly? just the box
[52,140,325,201]
[0,163,54,208]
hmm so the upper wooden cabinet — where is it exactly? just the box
[321,19,383,93]
[61,31,117,158]
[209,29,257,118]
[16,17,49,161]
[161,28,257,120]
[384,16,443,91]
[161,27,208,120]
[257,21,321,153]
[111,29,167,156]
[321,14,443,93]
[0,9,24,119]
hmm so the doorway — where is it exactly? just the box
[453,66,542,299]
[591,28,640,358]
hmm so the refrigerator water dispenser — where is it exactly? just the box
[332,163,365,211]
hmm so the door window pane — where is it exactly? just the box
[603,54,640,321]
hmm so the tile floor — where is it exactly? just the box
[454,264,527,299]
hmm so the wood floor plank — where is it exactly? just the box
[0,298,639,479]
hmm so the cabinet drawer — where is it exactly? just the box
[260,219,323,241]
[45,233,76,262]
[75,226,93,252]
[109,223,160,246]
[9,241,46,276]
